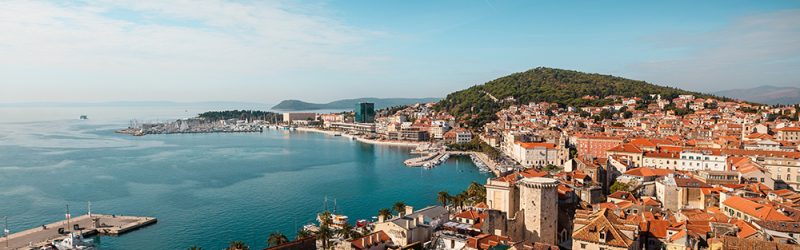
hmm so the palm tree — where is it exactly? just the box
[349,230,363,240]
[378,208,392,220]
[452,193,465,209]
[437,191,451,207]
[392,201,406,216]
[337,223,354,239]
[317,225,334,249]
[227,241,249,250]
[296,228,312,240]
[319,210,333,227]
[467,182,486,201]
[267,231,289,247]
[187,246,203,250]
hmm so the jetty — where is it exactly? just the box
[0,214,157,250]
[447,151,505,176]
[404,152,448,167]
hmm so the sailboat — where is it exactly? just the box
[315,197,349,229]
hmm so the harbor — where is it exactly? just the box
[403,144,505,176]
[0,214,157,250]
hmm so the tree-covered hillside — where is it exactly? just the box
[436,67,726,128]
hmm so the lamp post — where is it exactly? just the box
[4,216,8,248]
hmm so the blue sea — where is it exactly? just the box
[0,105,488,249]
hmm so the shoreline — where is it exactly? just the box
[294,127,422,147]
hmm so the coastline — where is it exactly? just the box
[294,127,422,147]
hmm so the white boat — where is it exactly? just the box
[52,232,94,250]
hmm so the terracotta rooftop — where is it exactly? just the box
[624,167,674,177]
[723,196,793,221]
[572,208,638,248]
[708,236,800,250]
[351,231,391,250]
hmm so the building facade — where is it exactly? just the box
[355,102,376,123]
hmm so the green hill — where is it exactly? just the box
[436,67,726,128]
[272,97,440,111]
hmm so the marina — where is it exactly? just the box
[0,214,156,250]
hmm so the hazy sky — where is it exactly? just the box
[1,0,799,103]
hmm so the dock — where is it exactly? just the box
[0,214,157,250]
[404,152,447,167]
[447,151,505,176]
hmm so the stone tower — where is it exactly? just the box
[518,177,558,245]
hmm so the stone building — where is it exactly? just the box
[519,177,559,245]
[482,177,560,246]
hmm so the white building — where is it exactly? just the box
[677,150,726,171]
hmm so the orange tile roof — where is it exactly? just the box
[466,234,510,250]
[351,231,391,250]
[776,127,800,132]
[608,144,643,154]
[629,138,657,148]
[732,219,758,238]
[624,167,674,177]
[608,191,637,203]
[454,210,483,220]
[723,196,793,221]
[517,142,556,149]
[572,208,637,248]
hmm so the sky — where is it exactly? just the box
[0,0,799,104]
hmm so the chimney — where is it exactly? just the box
[405,206,414,216]
[378,215,385,223]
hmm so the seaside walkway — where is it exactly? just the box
[0,214,156,250]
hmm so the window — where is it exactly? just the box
[580,243,587,249]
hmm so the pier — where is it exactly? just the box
[0,214,157,250]
[447,151,505,177]
[404,152,447,167]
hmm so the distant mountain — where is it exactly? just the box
[436,67,728,128]
[714,85,800,105]
[271,97,441,111]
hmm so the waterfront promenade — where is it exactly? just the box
[0,214,156,250]
[294,127,423,147]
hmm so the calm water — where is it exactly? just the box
[0,106,488,249]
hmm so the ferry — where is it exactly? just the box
[79,115,88,120]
